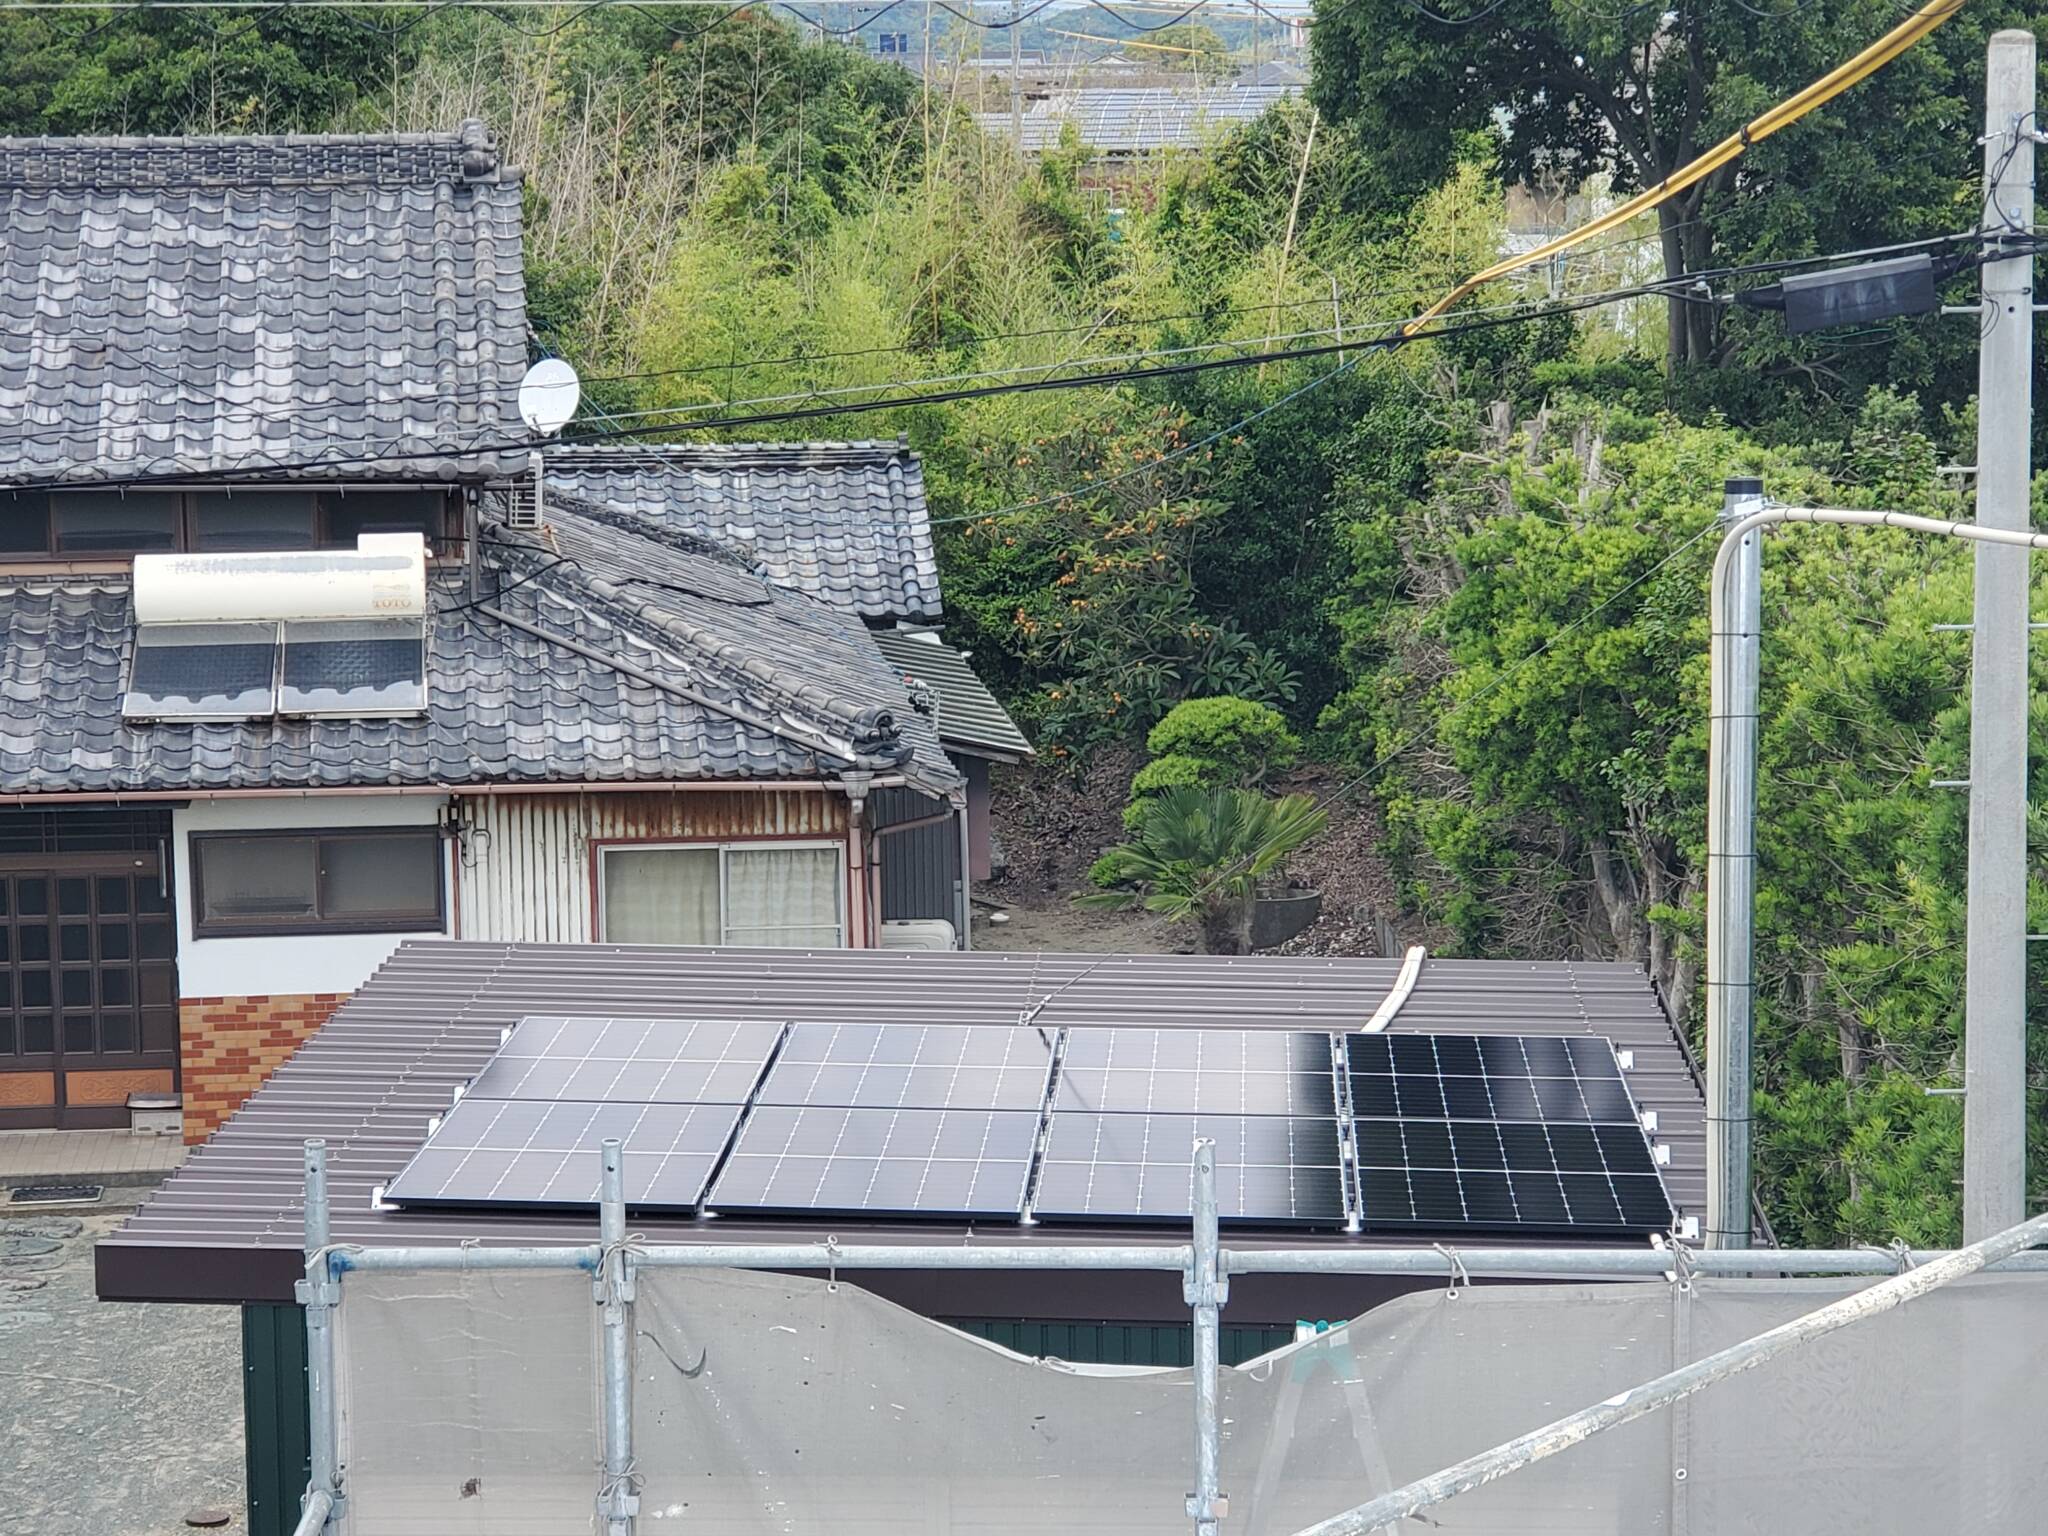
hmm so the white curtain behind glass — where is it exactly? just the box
[723,847,842,947]
[602,848,719,945]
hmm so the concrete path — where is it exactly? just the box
[0,1191,243,1535]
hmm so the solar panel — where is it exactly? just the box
[122,621,278,720]
[707,1106,1041,1218]
[756,1023,1056,1111]
[1053,1029,1337,1116]
[280,618,427,716]
[383,1097,743,1211]
[1346,1032,1673,1234]
[1032,1112,1345,1226]
[470,1016,783,1105]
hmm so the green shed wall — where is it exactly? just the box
[242,1303,311,1536]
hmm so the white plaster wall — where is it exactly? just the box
[170,795,451,998]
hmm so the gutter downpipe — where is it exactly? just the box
[1705,477,1765,1248]
[957,789,974,951]
[842,770,873,947]
[1704,498,2048,1250]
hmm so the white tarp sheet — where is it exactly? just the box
[334,1264,2048,1534]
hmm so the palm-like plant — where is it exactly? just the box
[1078,786,1329,954]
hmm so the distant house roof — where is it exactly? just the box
[975,85,1297,155]
[547,442,941,622]
[97,942,1704,1305]
[873,627,1033,760]
[0,500,958,798]
[0,123,529,486]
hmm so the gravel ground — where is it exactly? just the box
[0,1195,244,1536]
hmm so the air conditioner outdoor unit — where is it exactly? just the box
[505,450,545,531]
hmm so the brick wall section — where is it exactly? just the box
[181,994,347,1142]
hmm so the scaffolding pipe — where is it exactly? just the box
[1289,1205,2048,1536]
[290,1490,335,1536]
[1704,502,2048,1249]
[330,1240,2048,1278]
[596,1139,638,1536]
[1186,1141,1227,1536]
[297,1140,342,1535]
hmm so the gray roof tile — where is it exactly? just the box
[0,124,529,485]
[546,442,941,621]
[0,504,958,798]
[873,627,1033,760]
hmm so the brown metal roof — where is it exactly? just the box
[96,942,1705,1309]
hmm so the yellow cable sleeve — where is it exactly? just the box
[1401,0,1971,336]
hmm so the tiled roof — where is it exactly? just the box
[0,503,958,797]
[546,442,941,622]
[97,943,1704,1305]
[0,123,529,486]
[873,627,1033,760]
[975,85,1297,154]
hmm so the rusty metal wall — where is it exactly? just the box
[454,790,851,944]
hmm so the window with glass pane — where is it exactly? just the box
[599,844,844,948]
[602,847,719,945]
[723,847,843,946]
[319,833,441,921]
[195,837,317,927]
[192,491,318,551]
[193,828,442,934]
[324,491,449,550]
[50,491,177,553]
[0,492,49,553]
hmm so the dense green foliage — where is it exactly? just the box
[21,4,2048,1243]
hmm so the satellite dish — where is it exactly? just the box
[517,358,581,435]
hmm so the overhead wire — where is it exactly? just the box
[1397,0,1973,336]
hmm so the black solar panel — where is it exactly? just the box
[280,618,427,715]
[383,1097,743,1211]
[708,1106,1042,1217]
[1054,1028,1337,1116]
[470,1016,783,1105]
[757,1023,1056,1111]
[1032,1112,1345,1226]
[1346,1032,1672,1234]
[122,622,278,719]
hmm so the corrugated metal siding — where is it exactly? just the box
[949,1320,1295,1367]
[241,1303,310,1536]
[873,785,958,924]
[457,790,850,943]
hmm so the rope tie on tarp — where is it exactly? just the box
[1431,1243,1470,1299]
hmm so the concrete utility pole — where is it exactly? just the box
[1963,28,2036,1244]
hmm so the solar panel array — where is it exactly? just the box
[383,1016,1676,1236]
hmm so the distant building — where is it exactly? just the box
[975,83,1299,160]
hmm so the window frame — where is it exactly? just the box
[0,486,460,564]
[594,838,849,949]
[188,825,447,939]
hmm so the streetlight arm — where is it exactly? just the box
[1704,500,2048,1250]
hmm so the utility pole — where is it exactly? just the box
[1963,28,2036,1244]
[1009,0,1023,150]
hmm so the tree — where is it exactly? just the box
[1307,0,2032,371]
[1080,786,1329,953]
